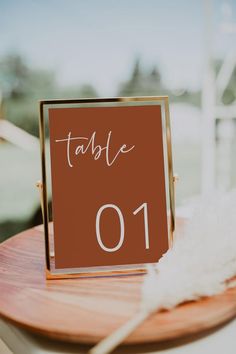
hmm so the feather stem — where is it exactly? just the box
[88,309,151,354]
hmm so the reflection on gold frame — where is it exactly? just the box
[38,96,175,279]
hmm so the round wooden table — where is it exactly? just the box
[0,222,236,348]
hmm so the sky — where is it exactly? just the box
[0,0,236,95]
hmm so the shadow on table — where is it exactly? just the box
[29,317,235,353]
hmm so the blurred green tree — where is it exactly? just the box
[118,58,164,96]
[0,53,98,137]
[118,58,201,106]
[0,54,29,99]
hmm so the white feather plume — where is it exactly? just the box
[89,191,236,354]
[141,190,236,313]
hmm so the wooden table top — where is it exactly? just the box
[0,221,236,345]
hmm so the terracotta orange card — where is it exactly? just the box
[39,98,174,277]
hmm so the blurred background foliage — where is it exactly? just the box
[0,53,98,137]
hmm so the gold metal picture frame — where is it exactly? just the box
[38,96,175,279]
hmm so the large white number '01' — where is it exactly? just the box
[96,204,125,252]
[95,202,149,252]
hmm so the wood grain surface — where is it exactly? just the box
[0,221,236,344]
